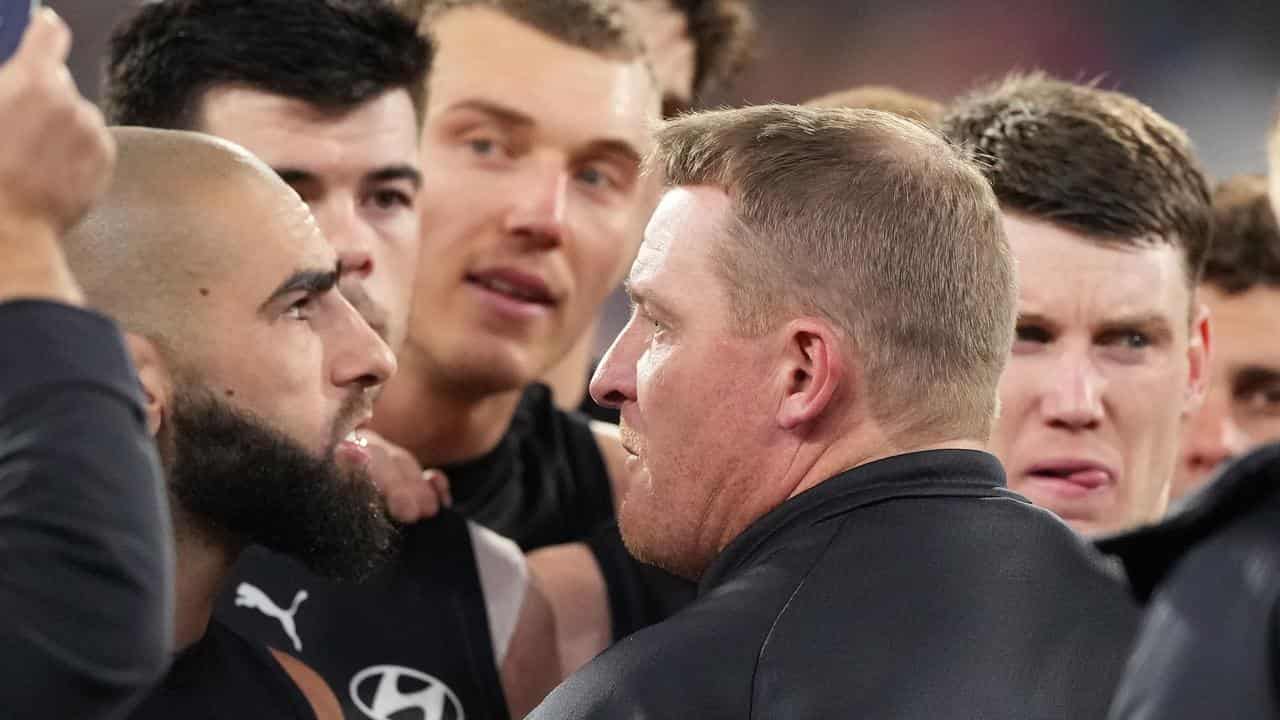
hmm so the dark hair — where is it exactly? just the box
[398,0,641,59]
[1204,174,1280,295]
[669,0,756,101]
[942,72,1212,285]
[104,0,432,130]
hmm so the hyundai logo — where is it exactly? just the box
[350,665,465,720]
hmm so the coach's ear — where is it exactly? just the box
[776,317,846,430]
[124,333,172,437]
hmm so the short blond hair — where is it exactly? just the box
[649,104,1016,442]
[805,85,944,126]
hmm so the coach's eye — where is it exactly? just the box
[1099,330,1151,350]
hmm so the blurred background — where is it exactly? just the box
[56,0,1280,179]
[53,0,1280,351]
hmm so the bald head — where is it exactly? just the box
[64,127,318,348]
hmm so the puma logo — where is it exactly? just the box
[235,582,308,653]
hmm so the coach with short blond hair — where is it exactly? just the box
[529,103,1138,719]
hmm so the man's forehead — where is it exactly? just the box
[200,85,420,177]
[290,203,333,260]
[244,193,335,282]
[625,241,663,298]
[648,186,732,237]
[629,186,730,290]
[1004,212,1189,318]
[1203,285,1280,347]
[426,8,657,150]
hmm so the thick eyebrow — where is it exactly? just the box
[449,100,643,166]
[367,164,422,190]
[444,99,536,129]
[1095,312,1174,340]
[1015,311,1059,329]
[1233,366,1280,395]
[579,139,643,170]
[274,166,423,192]
[258,261,342,316]
[274,168,317,187]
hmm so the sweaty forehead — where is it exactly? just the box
[426,7,657,151]
[630,187,728,290]
[1004,212,1191,325]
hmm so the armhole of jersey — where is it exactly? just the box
[270,648,341,720]
[469,522,530,665]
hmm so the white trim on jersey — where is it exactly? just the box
[468,521,529,665]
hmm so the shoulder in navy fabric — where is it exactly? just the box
[0,301,172,720]
[128,620,314,719]
[1102,443,1280,720]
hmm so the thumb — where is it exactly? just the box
[14,8,71,69]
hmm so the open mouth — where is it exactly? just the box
[334,428,373,469]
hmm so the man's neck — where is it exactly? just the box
[786,427,988,502]
[372,347,526,467]
[173,520,239,652]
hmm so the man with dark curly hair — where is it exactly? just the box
[624,0,755,115]
[1173,175,1280,499]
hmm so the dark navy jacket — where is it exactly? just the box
[532,450,1138,720]
[1101,442,1280,720]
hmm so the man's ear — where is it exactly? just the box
[1185,300,1211,418]
[776,319,846,431]
[123,332,172,437]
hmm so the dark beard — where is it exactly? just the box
[165,389,396,581]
